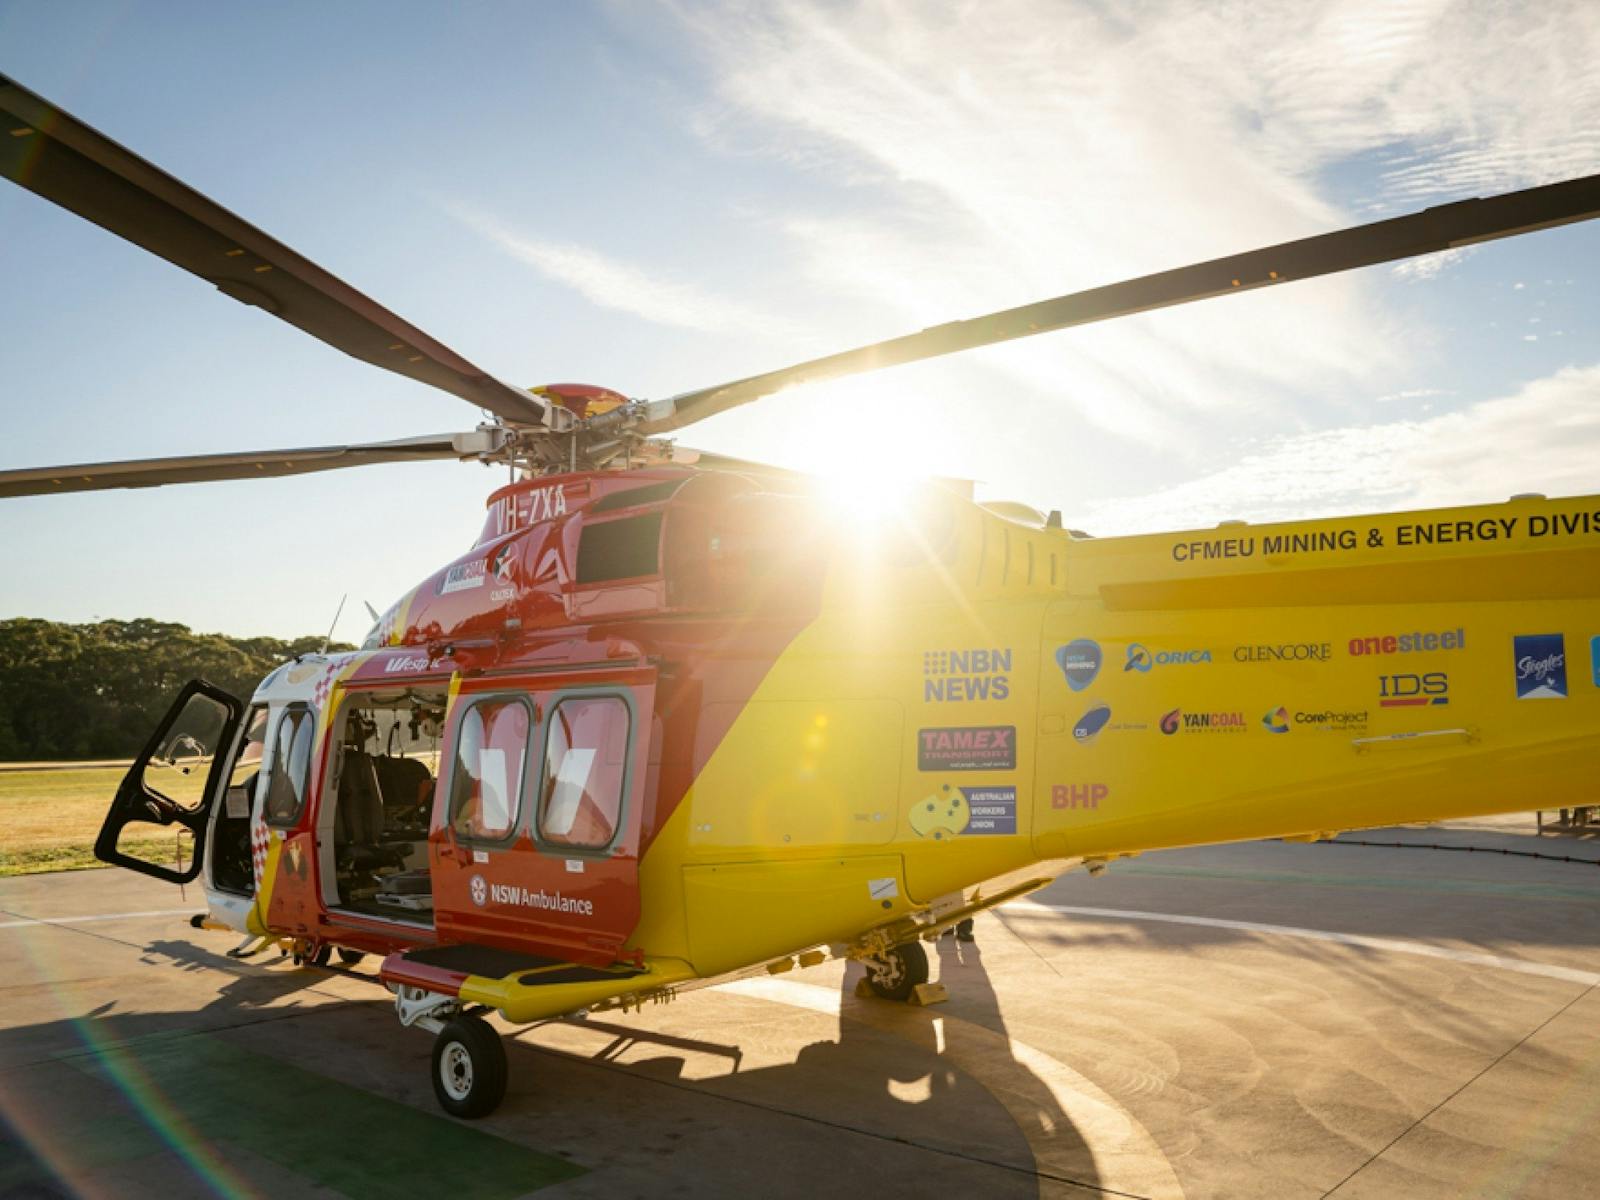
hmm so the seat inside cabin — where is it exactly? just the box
[329,689,446,922]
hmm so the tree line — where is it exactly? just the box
[0,617,351,761]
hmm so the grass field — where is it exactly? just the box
[0,764,197,876]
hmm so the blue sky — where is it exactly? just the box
[1,0,1597,640]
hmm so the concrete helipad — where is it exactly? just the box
[3,820,1598,1199]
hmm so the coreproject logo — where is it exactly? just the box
[1262,706,1290,733]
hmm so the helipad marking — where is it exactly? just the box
[1019,903,1600,987]
[723,976,1186,1199]
[0,907,196,930]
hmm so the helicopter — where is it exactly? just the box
[3,70,1598,1120]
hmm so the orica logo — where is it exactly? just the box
[1125,644,1212,672]
[469,874,488,908]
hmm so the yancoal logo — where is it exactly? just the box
[1073,704,1112,744]
[1159,708,1181,735]
[1161,708,1247,734]
[1263,706,1290,733]
[1055,640,1102,691]
[1513,634,1567,699]
[469,874,488,907]
[1125,644,1212,673]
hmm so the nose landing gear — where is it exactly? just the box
[860,941,929,1002]
[431,1014,508,1119]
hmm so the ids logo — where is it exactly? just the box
[1055,640,1102,691]
[1073,704,1112,744]
[1125,644,1212,673]
[1513,634,1567,700]
[1378,672,1450,707]
[1262,706,1290,733]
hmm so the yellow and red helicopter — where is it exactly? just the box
[3,72,1598,1119]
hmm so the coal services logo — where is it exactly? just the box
[1235,643,1332,664]
[1055,640,1102,691]
[1262,706,1290,733]
[1124,644,1212,673]
[1161,707,1246,734]
[1378,672,1449,707]
[1513,634,1567,699]
[924,648,1012,702]
[1073,704,1112,744]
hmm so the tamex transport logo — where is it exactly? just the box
[1124,644,1212,672]
[1513,634,1567,699]
[1348,629,1465,656]
[924,648,1011,702]
[1378,672,1450,707]
[1055,640,1102,691]
[918,726,1016,771]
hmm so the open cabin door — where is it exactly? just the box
[431,667,654,966]
[95,679,245,884]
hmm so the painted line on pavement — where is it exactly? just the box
[0,907,197,930]
[1018,902,1600,987]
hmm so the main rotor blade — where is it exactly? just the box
[0,434,475,499]
[641,173,1600,434]
[0,74,557,429]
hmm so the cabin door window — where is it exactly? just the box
[538,695,630,850]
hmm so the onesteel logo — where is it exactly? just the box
[1348,629,1465,656]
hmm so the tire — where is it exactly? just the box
[310,943,333,967]
[431,1015,508,1119]
[863,942,929,1002]
[336,948,366,966]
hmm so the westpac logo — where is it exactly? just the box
[1055,640,1102,691]
[1124,643,1212,673]
[924,647,1012,702]
[1052,783,1108,809]
[1513,634,1567,700]
[1378,672,1449,707]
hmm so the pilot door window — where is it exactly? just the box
[448,698,530,843]
[538,696,629,850]
[262,707,314,826]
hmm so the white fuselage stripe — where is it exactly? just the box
[1018,902,1600,987]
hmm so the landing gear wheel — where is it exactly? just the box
[863,942,929,1002]
[431,1015,508,1119]
[310,944,333,967]
[336,948,365,966]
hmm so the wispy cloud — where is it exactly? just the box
[1066,365,1600,534]
[452,206,800,338]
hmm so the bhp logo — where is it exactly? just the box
[1052,783,1108,809]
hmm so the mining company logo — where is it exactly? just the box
[1262,706,1290,733]
[1235,643,1332,664]
[1055,640,1102,691]
[924,647,1012,702]
[1052,783,1107,810]
[1513,634,1567,700]
[1073,704,1112,744]
[1378,672,1450,707]
[1160,707,1247,735]
[440,559,487,594]
[1125,644,1212,673]
[1348,629,1466,656]
[469,874,488,907]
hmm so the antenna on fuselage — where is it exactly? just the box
[320,593,348,654]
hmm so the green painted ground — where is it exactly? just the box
[2,1032,584,1198]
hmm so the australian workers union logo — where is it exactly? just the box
[924,647,1011,702]
[1124,644,1212,672]
[1513,634,1567,699]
